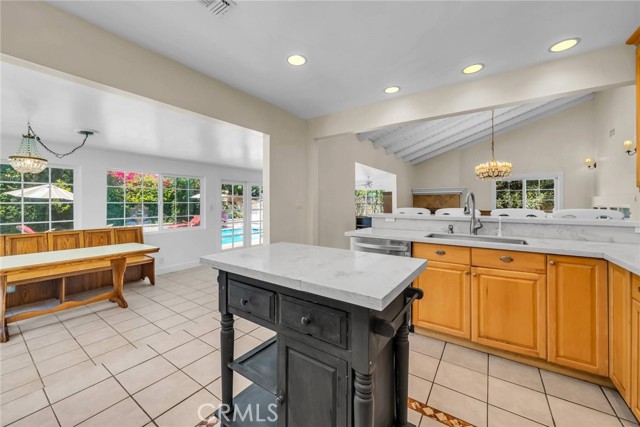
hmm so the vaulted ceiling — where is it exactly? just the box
[357,94,593,165]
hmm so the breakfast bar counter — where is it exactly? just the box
[201,242,426,427]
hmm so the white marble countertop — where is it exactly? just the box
[346,228,640,276]
[200,242,427,311]
[0,243,159,273]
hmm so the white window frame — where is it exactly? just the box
[0,162,78,233]
[491,172,564,211]
[221,181,264,250]
[106,169,204,233]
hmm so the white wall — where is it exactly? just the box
[0,140,261,274]
[593,85,640,218]
[314,134,414,249]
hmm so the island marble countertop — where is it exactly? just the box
[200,242,426,311]
[346,228,640,276]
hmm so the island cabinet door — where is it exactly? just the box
[609,264,632,401]
[632,298,640,420]
[277,335,348,427]
[413,261,471,339]
[547,256,608,376]
[471,267,547,359]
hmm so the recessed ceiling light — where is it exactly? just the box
[287,54,306,66]
[462,63,484,74]
[384,86,400,94]
[549,38,580,53]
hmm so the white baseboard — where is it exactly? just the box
[156,260,203,275]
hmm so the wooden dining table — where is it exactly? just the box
[0,243,159,343]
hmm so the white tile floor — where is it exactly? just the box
[0,266,637,427]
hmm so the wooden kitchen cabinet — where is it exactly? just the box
[609,263,632,400]
[471,267,547,358]
[631,297,640,420]
[413,260,471,339]
[547,256,608,376]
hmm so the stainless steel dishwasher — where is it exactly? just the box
[350,236,412,257]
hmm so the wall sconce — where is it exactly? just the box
[584,158,597,169]
[624,139,636,156]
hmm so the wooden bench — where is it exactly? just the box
[0,227,155,308]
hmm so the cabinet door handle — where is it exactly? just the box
[240,298,249,306]
[276,395,285,406]
[472,272,478,277]
[499,256,513,263]
[464,271,470,275]
[549,260,555,265]
[301,315,312,326]
[435,250,446,256]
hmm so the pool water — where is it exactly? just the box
[221,228,261,245]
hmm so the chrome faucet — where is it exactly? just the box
[464,192,483,235]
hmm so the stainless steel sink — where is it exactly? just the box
[424,233,528,245]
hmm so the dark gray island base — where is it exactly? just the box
[215,270,423,427]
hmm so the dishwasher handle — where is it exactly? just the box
[352,241,409,252]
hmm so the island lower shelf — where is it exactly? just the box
[215,384,277,427]
[228,337,277,395]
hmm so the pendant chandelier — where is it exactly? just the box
[8,122,94,174]
[474,110,512,181]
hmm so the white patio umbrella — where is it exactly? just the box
[191,193,200,199]
[3,184,74,201]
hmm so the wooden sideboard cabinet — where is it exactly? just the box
[547,256,608,376]
[610,263,632,400]
[412,243,471,339]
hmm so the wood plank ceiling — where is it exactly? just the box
[358,94,593,165]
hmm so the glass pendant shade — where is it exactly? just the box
[475,110,512,181]
[9,133,48,174]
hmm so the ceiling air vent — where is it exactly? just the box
[199,0,237,16]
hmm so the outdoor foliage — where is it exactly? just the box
[355,190,384,216]
[0,164,74,234]
[106,171,200,227]
[496,178,555,211]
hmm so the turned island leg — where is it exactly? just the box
[354,370,374,427]
[395,314,410,427]
[220,312,234,418]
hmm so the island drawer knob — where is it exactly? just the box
[435,250,446,256]
[500,256,513,263]
[301,315,311,326]
[240,298,249,306]
[276,395,285,406]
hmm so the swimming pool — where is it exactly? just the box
[221,228,262,245]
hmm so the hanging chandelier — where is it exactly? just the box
[8,122,94,174]
[474,110,512,181]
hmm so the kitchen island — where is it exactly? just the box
[201,242,426,427]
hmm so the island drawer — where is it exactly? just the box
[228,280,276,323]
[633,274,640,302]
[413,242,471,265]
[279,295,347,348]
[471,248,546,274]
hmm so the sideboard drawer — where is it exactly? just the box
[472,248,546,274]
[228,280,275,323]
[279,295,347,348]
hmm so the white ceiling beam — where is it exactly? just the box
[368,118,445,149]
[408,93,593,164]
[309,46,634,139]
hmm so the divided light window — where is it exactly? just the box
[0,164,75,234]
[221,182,263,250]
[106,170,201,231]
[492,175,561,212]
